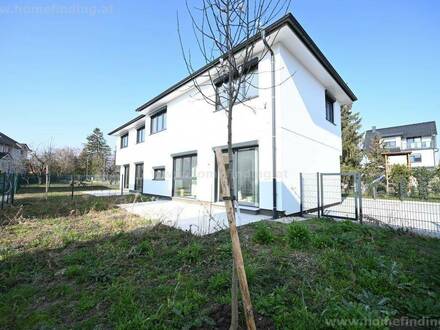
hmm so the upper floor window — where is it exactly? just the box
[151,110,167,134]
[407,137,422,149]
[325,93,335,124]
[383,139,397,149]
[136,126,145,143]
[410,153,422,163]
[216,62,258,111]
[120,133,128,149]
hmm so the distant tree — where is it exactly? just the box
[81,128,112,176]
[363,135,386,182]
[53,147,81,175]
[341,104,362,172]
[412,167,434,199]
[389,164,411,197]
[26,143,56,184]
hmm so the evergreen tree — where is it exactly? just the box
[363,134,386,181]
[341,105,363,172]
[81,128,112,176]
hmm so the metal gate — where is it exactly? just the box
[300,172,362,222]
[1,173,17,209]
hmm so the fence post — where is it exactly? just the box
[299,173,303,216]
[11,174,15,205]
[71,175,74,200]
[1,173,5,210]
[121,174,124,196]
[354,174,359,221]
[357,174,363,224]
[316,172,321,218]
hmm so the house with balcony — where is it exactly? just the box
[364,121,438,170]
[109,14,357,216]
[0,132,30,174]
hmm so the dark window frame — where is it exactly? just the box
[325,92,335,124]
[150,110,167,135]
[134,163,144,191]
[153,167,166,181]
[215,63,259,111]
[120,133,129,149]
[123,164,130,189]
[136,126,145,144]
[172,153,197,198]
[410,153,422,163]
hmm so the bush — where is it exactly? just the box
[178,242,203,263]
[287,223,311,248]
[389,165,411,198]
[412,167,434,199]
[431,177,440,195]
[253,222,275,244]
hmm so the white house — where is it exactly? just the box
[364,122,438,169]
[109,14,357,216]
[0,132,30,174]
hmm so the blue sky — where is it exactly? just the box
[1,0,439,149]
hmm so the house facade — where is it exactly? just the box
[109,14,357,216]
[0,132,30,174]
[364,122,438,169]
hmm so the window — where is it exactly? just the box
[173,154,197,198]
[122,165,130,189]
[135,163,144,191]
[383,139,397,149]
[136,126,145,143]
[150,110,167,134]
[325,93,335,124]
[410,153,422,163]
[215,64,258,111]
[153,167,165,181]
[407,137,422,149]
[120,134,128,148]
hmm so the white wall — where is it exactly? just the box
[277,45,343,214]
[410,149,436,168]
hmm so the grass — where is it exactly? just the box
[1,187,440,329]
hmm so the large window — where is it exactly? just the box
[153,167,165,181]
[410,153,422,163]
[135,163,144,191]
[216,64,258,111]
[407,137,422,149]
[120,134,128,149]
[216,147,259,206]
[136,126,145,143]
[123,164,130,189]
[173,154,197,198]
[150,110,167,134]
[383,139,397,149]
[325,93,335,124]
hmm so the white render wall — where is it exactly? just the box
[114,44,348,214]
[409,149,436,168]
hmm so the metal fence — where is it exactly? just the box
[1,173,18,209]
[301,172,440,237]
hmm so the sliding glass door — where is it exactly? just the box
[217,147,259,206]
[123,165,130,189]
[173,154,197,198]
[134,163,144,192]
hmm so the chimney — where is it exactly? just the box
[372,126,376,133]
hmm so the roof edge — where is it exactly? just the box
[135,13,357,113]
[108,114,146,136]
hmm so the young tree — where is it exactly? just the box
[363,134,386,182]
[179,1,290,328]
[81,128,112,177]
[341,104,362,173]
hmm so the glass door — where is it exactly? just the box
[134,163,144,191]
[173,154,197,198]
[123,165,130,189]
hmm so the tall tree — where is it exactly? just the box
[363,134,386,181]
[179,1,290,328]
[341,104,362,172]
[82,128,112,176]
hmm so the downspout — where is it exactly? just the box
[261,30,278,219]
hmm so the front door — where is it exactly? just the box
[134,163,144,192]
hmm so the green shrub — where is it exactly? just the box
[412,167,434,199]
[287,223,311,248]
[431,177,440,195]
[178,242,203,263]
[253,222,275,244]
[389,164,411,198]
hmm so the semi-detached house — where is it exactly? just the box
[109,13,357,216]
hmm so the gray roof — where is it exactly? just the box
[0,152,11,160]
[0,132,28,150]
[364,121,437,150]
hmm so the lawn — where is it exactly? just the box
[1,188,440,329]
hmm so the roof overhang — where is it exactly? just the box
[108,114,146,136]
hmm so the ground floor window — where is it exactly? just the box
[173,154,197,198]
[123,165,130,189]
[153,167,165,180]
[216,146,259,206]
[134,163,144,191]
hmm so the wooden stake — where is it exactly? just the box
[45,164,49,200]
[215,148,256,330]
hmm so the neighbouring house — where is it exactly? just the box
[109,13,357,216]
[364,121,438,171]
[0,132,30,174]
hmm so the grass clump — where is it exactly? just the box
[286,222,311,248]
[253,222,275,244]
